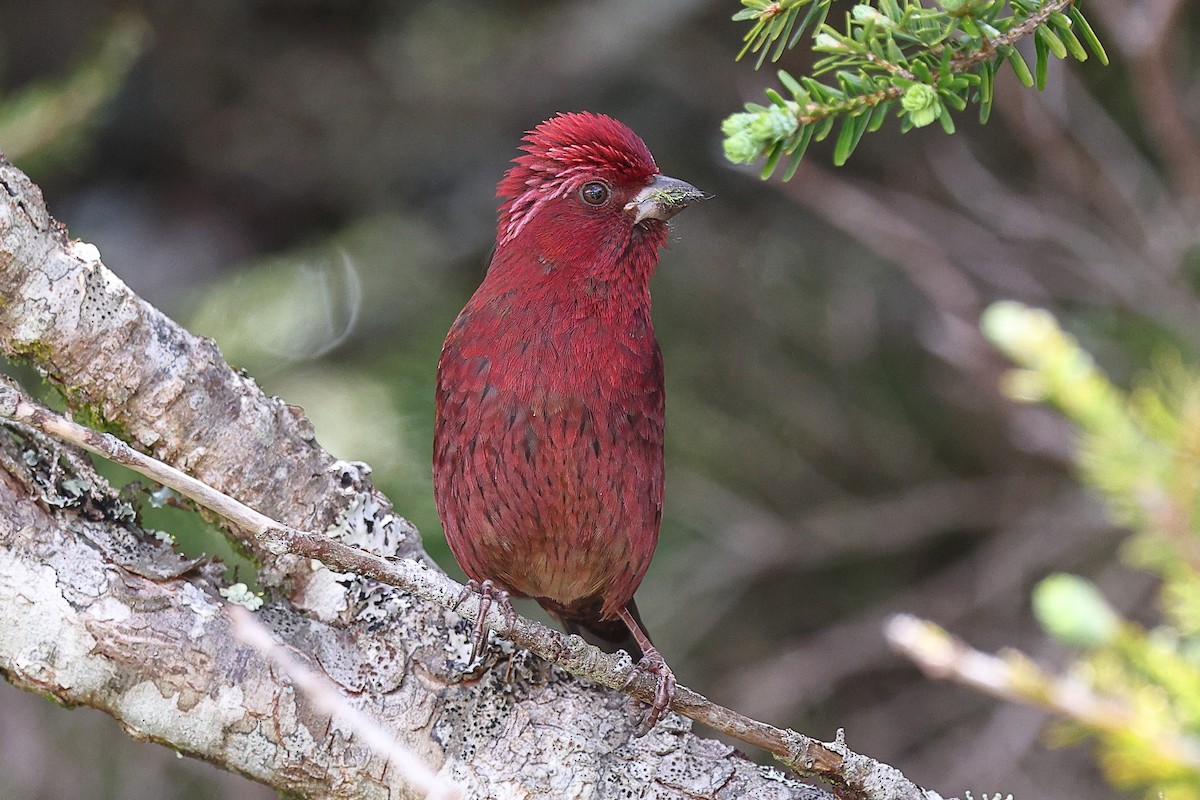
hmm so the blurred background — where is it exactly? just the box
[1,1,1194,798]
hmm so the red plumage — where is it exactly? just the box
[433,112,701,730]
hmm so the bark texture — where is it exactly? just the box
[0,154,831,798]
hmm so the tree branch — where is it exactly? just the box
[0,151,945,798]
[0,378,928,799]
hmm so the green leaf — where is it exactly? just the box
[867,99,891,132]
[1006,47,1034,88]
[1054,21,1089,62]
[1069,6,1109,65]
[978,59,994,123]
[788,2,832,50]
[788,122,816,157]
[1048,11,1072,27]
[778,69,804,97]
[937,102,955,134]
[765,88,789,107]
[812,114,836,141]
[838,70,874,94]
[938,35,953,78]
[1034,27,1049,90]
[833,112,869,165]
[782,141,807,180]
[760,139,785,179]
[1036,25,1068,60]
[754,16,787,68]
[979,58,994,104]
[772,8,801,62]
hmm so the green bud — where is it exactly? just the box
[852,4,892,26]
[901,83,941,128]
[723,131,761,164]
[721,112,758,138]
[939,0,967,11]
[1033,573,1120,648]
[981,301,1063,363]
[751,105,799,141]
[814,33,845,51]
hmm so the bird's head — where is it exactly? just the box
[495,112,703,250]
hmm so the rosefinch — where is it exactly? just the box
[434,112,702,731]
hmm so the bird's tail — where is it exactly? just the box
[548,598,650,661]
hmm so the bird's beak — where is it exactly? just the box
[625,174,705,224]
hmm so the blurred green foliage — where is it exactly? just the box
[0,13,148,171]
[985,301,1200,799]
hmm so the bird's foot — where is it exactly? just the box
[623,646,676,736]
[452,578,516,664]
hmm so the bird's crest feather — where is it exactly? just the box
[496,112,658,244]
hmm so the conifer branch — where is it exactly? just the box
[723,0,1109,174]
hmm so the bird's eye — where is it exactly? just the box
[579,181,610,206]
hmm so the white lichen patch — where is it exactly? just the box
[0,550,114,693]
[298,563,352,622]
[219,582,263,611]
[326,487,395,554]
[88,595,133,624]
[150,528,175,544]
[442,608,484,665]
[70,240,102,264]
[116,679,247,754]
[59,477,92,497]
[10,268,57,344]
[179,581,220,640]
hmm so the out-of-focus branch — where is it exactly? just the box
[886,614,1200,771]
[1088,0,1200,206]
[778,163,982,323]
[0,13,150,164]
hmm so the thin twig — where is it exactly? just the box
[228,605,463,800]
[946,0,1073,73]
[0,379,936,800]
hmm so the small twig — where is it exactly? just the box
[228,605,463,800]
[946,0,1073,73]
[0,379,936,800]
[885,613,1200,771]
[863,51,917,82]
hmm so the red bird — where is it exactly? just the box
[434,112,701,731]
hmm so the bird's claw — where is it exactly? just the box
[623,646,676,736]
[452,578,515,664]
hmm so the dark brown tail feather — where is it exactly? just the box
[548,598,650,660]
